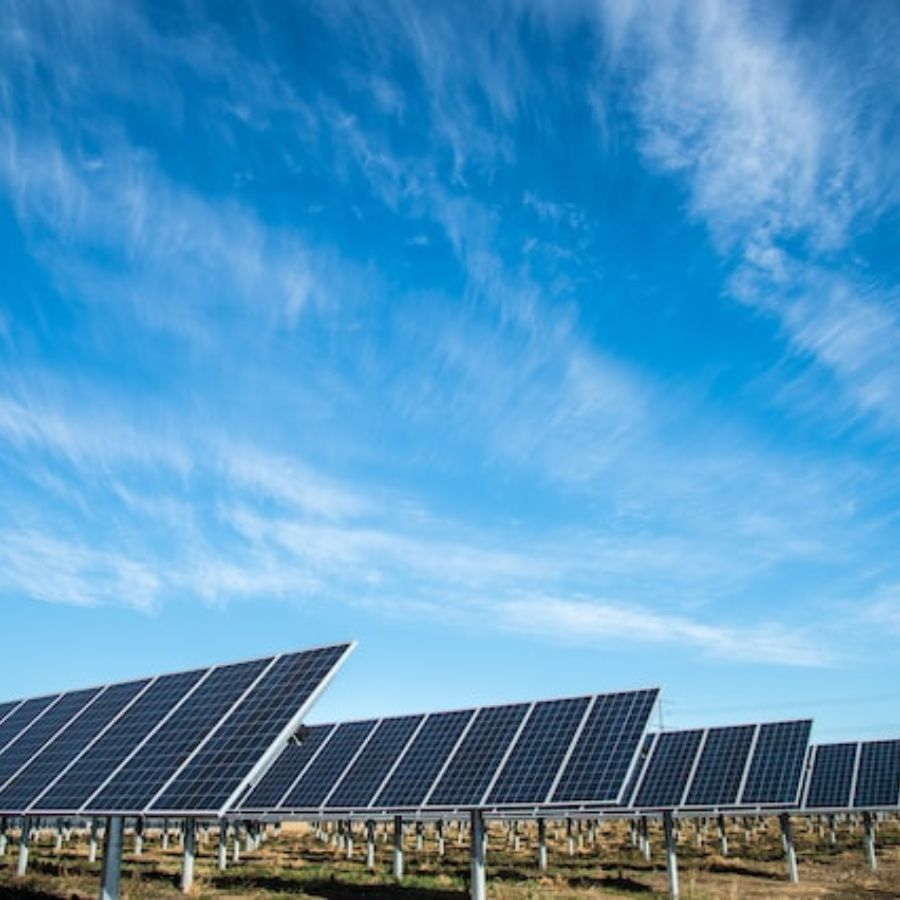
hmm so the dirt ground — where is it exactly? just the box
[0,816,898,898]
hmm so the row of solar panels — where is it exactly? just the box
[0,645,351,816]
[238,689,659,813]
[802,739,900,811]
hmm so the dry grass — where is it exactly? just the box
[1,816,898,898]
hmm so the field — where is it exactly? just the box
[1,817,899,899]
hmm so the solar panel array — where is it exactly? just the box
[238,688,659,814]
[0,643,352,816]
[803,740,900,811]
[625,720,812,811]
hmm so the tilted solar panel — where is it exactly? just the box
[685,724,755,808]
[0,697,59,757]
[0,702,22,730]
[374,710,474,809]
[804,742,858,810]
[551,689,659,805]
[634,729,704,808]
[853,740,900,809]
[739,720,811,806]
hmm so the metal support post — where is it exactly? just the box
[641,816,651,861]
[537,818,548,871]
[99,816,124,900]
[366,820,376,872]
[134,817,144,856]
[470,810,486,900]
[416,820,424,852]
[663,812,679,900]
[218,822,228,871]
[393,815,404,880]
[566,817,575,857]
[863,811,877,871]
[181,818,196,894]
[717,814,728,856]
[436,819,445,856]
[16,817,30,877]
[346,820,354,859]
[779,813,799,883]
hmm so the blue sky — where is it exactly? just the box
[2,0,899,741]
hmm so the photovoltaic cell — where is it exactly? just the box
[0,702,21,729]
[740,720,811,806]
[326,715,423,809]
[90,659,270,811]
[32,670,206,813]
[685,725,756,807]
[853,740,900,809]
[152,646,347,812]
[427,704,528,808]
[622,733,655,806]
[487,698,589,805]
[805,743,857,810]
[0,697,59,757]
[374,710,474,808]
[634,729,704,808]
[551,689,658,804]
[0,680,149,812]
[242,725,336,809]
[282,720,377,809]
[0,689,100,787]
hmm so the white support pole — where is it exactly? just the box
[218,821,228,871]
[537,818,548,872]
[663,812,679,900]
[161,819,169,851]
[717,814,728,856]
[55,820,64,852]
[416,820,424,852]
[99,816,124,900]
[16,817,30,878]
[88,819,99,864]
[233,823,241,863]
[244,821,254,853]
[566,817,575,857]
[779,813,799,884]
[641,817,651,861]
[346,820,354,860]
[181,818,196,894]
[436,819,445,857]
[393,815,404,880]
[134,817,144,856]
[863,812,877,871]
[470,810,486,900]
[366,820,376,872]
[0,818,7,857]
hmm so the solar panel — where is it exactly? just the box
[0,689,100,788]
[0,680,149,813]
[281,720,378,809]
[739,720,811,806]
[426,704,529,808]
[633,729,704,808]
[804,742,858,810]
[486,697,589,806]
[551,689,659,804]
[374,710,474,808]
[0,697,59,757]
[14,642,352,816]
[150,646,349,813]
[685,724,755,807]
[0,702,22,730]
[242,724,336,809]
[853,740,900,809]
[622,733,655,806]
[325,715,423,809]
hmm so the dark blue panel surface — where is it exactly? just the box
[0,680,148,812]
[634,729,703,808]
[740,720,811,806]
[0,697,58,757]
[0,702,21,729]
[152,646,348,812]
[0,690,99,787]
[551,690,658,804]
[326,715,423,809]
[282,720,377,808]
[34,669,206,812]
[242,725,336,809]
[427,704,528,807]
[853,740,900,809]
[685,725,756,807]
[91,658,269,811]
[487,697,589,805]
[805,743,857,809]
[375,710,474,808]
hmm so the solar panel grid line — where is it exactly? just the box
[543,695,596,804]
[0,695,63,758]
[0,686,110,796]
[477,702,536,806]
[25,676,160,813]
[143,654,282,814]
[219,645,354,815]
[735,723,762,805]
[678,727,709,808]
[78,666,216,813]
[365,714,430,810]
[627,731,659,807]
[420,708,479,808]
[319,718,384,809]
[0,701,26,732]
[848,742,862,808]
[623,732,657,807]
[799,744,816,808]
[634,729,705,809]
[274,724,339,809]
